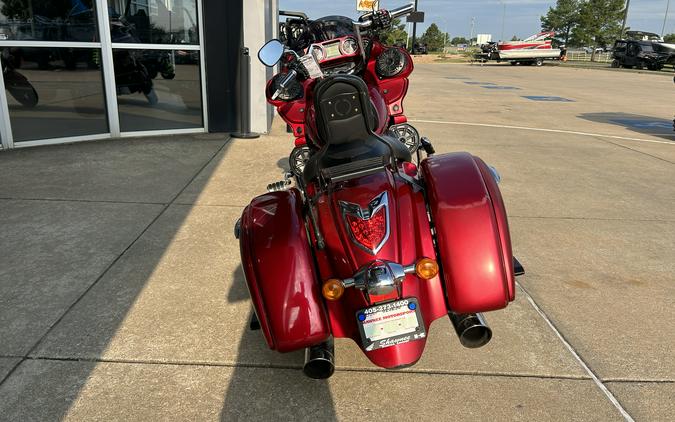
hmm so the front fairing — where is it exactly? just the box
[311,172,448,368]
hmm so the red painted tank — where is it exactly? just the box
[421,153,516,313]
[239,189,331,352]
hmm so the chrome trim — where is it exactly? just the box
[339,191,390,255]
[351,260,406,296]
[403,263,417,274]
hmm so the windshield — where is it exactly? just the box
[308,16,355,42]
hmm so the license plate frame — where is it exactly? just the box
[356,298,426,352]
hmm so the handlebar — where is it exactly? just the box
[390,3,416,20]
[355,3,415,29]
[271,69,298,100]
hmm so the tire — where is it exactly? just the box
[535,58,543,67]
[510,61,517,66]
[611,60,620,68]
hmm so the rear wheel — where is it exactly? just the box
[510,61,517,66]
[534,58,543,67]
[611,60,620,68]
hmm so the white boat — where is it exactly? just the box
[497,49,562,60]
[496,31,562,61]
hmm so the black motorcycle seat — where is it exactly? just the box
[303,75,411,184]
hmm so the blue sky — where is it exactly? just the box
[279,0,675,40]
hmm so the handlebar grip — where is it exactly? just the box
[279,70,297,89]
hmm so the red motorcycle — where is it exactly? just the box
[236,3,524,379]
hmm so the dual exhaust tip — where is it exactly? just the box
[448,312,492,349]
[302,313,492,379]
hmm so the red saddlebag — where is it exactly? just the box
[239,189,330,352]
[421,152,516,313]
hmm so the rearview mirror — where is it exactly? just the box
[258,39,284,67]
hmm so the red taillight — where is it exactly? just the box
[403,162,418,177]
[346,207,387,251]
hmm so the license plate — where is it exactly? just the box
[356,298,426,351]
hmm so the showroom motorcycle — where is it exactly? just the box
[237,3,524,379]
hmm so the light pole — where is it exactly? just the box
[411,0,419,51]
[620,0,631,38]
[499,0,506,42]
[470,17,476,45]
[662,0,671,38]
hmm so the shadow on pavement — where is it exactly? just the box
[0,136,231,419]
[220,265,336,420]
[578,112,675,140]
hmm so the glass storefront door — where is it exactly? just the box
[0,0,206,148]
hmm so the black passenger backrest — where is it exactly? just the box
[314,75,377,145]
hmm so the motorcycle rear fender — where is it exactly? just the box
[239,189,331,352]
[421,153,516,313]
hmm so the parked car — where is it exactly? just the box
[611,39,675,70]
[583,46,605,54]
[411,42,428,55]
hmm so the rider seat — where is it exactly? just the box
[303,75,411,184]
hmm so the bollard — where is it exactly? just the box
[231,47,260,139]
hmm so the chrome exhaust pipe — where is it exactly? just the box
[302,338,335,379]
[449,312,493,349]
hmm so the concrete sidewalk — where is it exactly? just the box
[0,64,673,421]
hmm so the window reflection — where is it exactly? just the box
[1,47,108,142]
[0,0,98,42]
[114,48,201,132]
[108,0,198,45]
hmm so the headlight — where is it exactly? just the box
[341,37,358,55]
[376,47,408,78]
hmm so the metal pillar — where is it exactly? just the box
[231,47,260,139]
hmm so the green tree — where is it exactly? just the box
[541,0,580,46]
[510,35,520,41]
[451,36,468,45]
[571,0,625,50]
[419,23,446,51]
[379,18,408,46]
[664,33,675,43]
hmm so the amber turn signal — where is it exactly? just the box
[322,279,345,301]
[415,258,439,280]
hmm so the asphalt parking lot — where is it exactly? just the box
[0,63,673,421]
